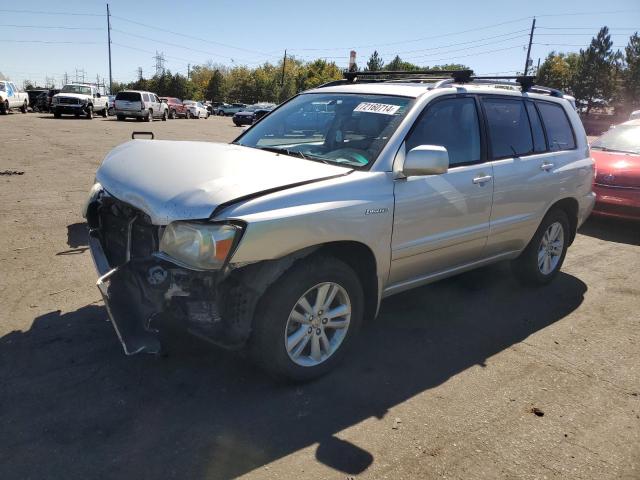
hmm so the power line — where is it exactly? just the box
[0,39,101,44]
[0,24,103,30]
[400,34,529,61]
[0,8,102,16]
[110,15,279,58]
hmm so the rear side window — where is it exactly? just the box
[406,97,481,166]
[483,98,533,158]
[526,102,547,152]
[143,93,150,102]
[115,92,141,101]
[536,102,576,151]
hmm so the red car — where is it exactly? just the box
[591,119,640,220]
[160,97,188,119]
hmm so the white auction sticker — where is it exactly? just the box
[353,102,401,115]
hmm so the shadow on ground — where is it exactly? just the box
[0,263,587,479]
[578,216,640,246]
[55,222,89,255]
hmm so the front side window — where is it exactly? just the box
[405,97,481,166]
[536,102,576,151]
[483,98,533,158]
[237,93,413,168]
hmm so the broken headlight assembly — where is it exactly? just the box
[159,221,242,270]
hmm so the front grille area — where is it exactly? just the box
[58,97,81,105]
[96,198,158,267]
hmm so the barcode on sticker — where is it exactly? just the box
[353,102,401,115]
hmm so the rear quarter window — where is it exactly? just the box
[536,101,576,151]
[116,92,141,101]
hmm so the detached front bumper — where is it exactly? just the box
[53,104,89,115]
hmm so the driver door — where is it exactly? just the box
[388,95,494,289]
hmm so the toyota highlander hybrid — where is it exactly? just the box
[84,71,595,381]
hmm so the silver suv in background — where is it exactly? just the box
[114,90,168,122]
[84,71,594,381]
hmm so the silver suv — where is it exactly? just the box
[84,71,595,381]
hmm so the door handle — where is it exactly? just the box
[541,162,554,171]
[472,175,492,185]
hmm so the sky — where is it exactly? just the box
[1,0,639,89]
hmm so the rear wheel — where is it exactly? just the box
[250,256,364,382]
[186,110,192,119]
[162,109,167,121]
[102,105,108,117]
[145,109,153,122]
[20,101,27,113]
[512,209,570,286]
[169,109,176,119]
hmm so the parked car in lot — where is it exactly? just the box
[114,90,168,122]
[0,80,28,114]
[630,110,640,120]
[183,100,209,119]
[216,103,246,116]
[84,71,594,381]
[161,97,188,119]
[107,95,115,116]
[207,101,224,115]
[52,83,109,119]
[233,104,275,126]
[590,119,640,220]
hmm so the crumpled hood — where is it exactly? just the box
[96,140,350,224]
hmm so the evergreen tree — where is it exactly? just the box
[366,51,384,71]
[623,32,640,109]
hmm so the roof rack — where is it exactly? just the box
[317,70,569,100]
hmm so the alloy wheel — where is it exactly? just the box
[284,282,351,367]
[538,221,564,275]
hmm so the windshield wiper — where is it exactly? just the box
[256,146,334,165]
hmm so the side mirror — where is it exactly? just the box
[96,92,101,98]
[403,145,449,176]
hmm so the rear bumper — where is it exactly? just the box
[577,191,596,228]
[115,109,147,118]
[592,184,640,220]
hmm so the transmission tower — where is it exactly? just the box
[154,51,166,76]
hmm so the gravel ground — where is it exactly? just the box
[0,113,638,480]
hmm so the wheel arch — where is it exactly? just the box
[546,197,579,245]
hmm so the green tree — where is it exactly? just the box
[205,69,226,102]
[537,51,580,91]
[384,55,420,71]
[366,51,384,71]
[573,27,621,112]
[622,32,640,109]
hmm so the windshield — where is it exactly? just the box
[236,93,413,168]
[591,125,640,155]
[61,85,92,95]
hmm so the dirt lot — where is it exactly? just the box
[0,112,638,480]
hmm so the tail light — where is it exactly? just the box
[140,102,145,111]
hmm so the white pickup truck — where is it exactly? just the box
[52,83,109,119]
[0,80,28,114]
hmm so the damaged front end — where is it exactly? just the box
[86,188,257,355]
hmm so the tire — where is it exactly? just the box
[145,109,153,122]
[233,121,241,127]
[249,255,364,382]
[511,209,570,286]
[102,105,108,117]
[186,110,192,119]
[108,107,114,116]
[54,111,61,118]
[162,109,167,121]
[86,105,93,119]
[20,101,28,113]
[170,109,176,119]
[116,115,125,121]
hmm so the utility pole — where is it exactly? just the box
[523,17,536,76]
[187,64,191,79]
[154,51,166,76]
[137,67,143,81]
[280,49,287,86]
[106,3,113,93]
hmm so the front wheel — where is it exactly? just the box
[116,115,125,121]
[102,105,108,117]
[511,209,570,286]
[145,109,153,122]
[20,101,28,113]
[86,105,93,119]
[162,109,167,121]
[0,101,8,114]
[169,109,176,119]
[250,256,364,382]
[186,110,192,119]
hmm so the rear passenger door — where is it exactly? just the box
[482,96,576,255]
